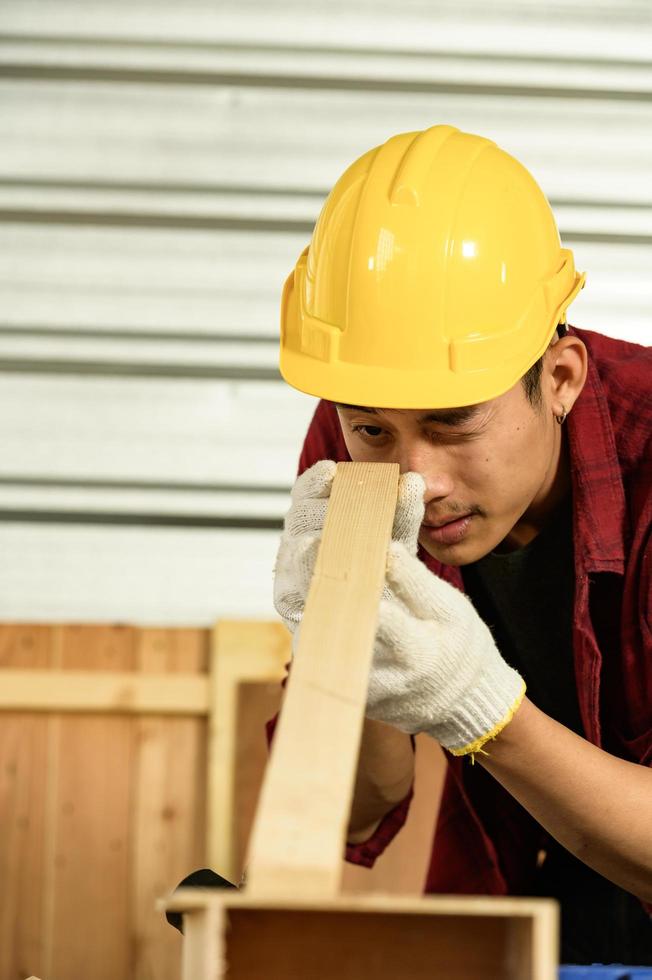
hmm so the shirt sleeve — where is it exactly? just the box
[296,398,351,476]
[638,521,652,919]
[344,766,416,868]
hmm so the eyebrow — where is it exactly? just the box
[335,403,482,427]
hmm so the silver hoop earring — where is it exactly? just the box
[554,406,568,425]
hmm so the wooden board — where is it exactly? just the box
[207,619,289,883]
[0,625,52,980]
[130,628,208,980]
[245,461,400,899]
[201,619,445,895]
[159,889,559,980]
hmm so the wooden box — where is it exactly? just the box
[162,889,558,980]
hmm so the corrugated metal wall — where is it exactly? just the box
[1,0,650,625]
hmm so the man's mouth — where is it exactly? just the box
[423,513,472,529]
[421,513,473,545]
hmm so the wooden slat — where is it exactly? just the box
[246,461,400,899]
[162,886,559,918]
[0,625,52,980]
[198,619,443,896]
[131,628,207,980]
[207,620,289,883]
[0,668,209,713]
[49,625,134,980]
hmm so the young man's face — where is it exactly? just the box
[335,376,567,566]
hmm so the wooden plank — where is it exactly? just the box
[207,620,288,882]
[246,462,400,899]
[0,668,209,713]
[131,627,208,980]
[531,900,560,980]
[49,625,134,980]
[161,887,559,918]
[0,625,52,980]
[203,622,444,897]
[180,903,225,980]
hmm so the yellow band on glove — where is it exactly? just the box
[449,679,527,763]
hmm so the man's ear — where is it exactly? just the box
[546,336,588,414]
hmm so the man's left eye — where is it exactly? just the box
[351,425,385,438]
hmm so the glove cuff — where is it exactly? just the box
[426,660,526,758]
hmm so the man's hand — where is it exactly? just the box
[273,459,525,757]
[273,459,425,632]
[368,540,525,755]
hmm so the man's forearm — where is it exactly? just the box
[479,696,652,901]
[347,717,415,843]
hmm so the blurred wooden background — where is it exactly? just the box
[0,621,445,980]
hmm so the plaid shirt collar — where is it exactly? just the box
[566,327,626,575]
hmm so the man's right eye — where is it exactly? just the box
[351,425,385,439]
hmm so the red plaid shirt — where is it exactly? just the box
[267,325,652,918]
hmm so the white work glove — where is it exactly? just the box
[273,459,424,634]
[273,459,525,757]
[366,539,526,756]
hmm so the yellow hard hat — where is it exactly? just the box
[280,124,586,408]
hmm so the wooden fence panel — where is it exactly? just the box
[0,620,445,980]
[0,624,210,980]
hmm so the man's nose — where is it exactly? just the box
[399,447,454,502]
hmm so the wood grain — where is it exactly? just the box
[246,461,400,899]
[131,628,208,980]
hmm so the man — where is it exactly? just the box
[270,124,652,965]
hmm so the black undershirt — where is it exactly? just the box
[461,494,652,965]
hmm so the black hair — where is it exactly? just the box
[521,321,568,408]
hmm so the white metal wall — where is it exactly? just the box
[0,1,650,625]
